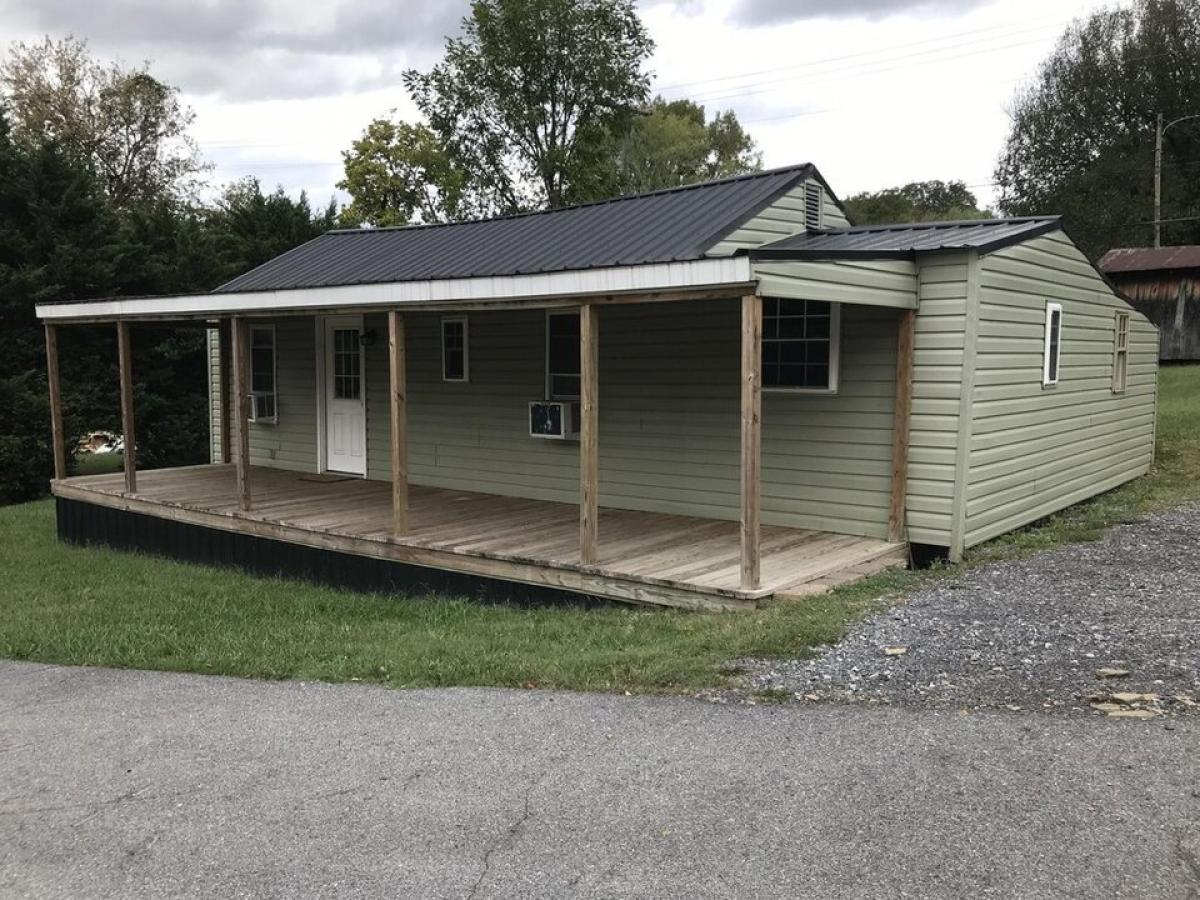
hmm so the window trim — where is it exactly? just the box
[440,315,469,383]
[247,324,278,425]
[1042,301,1063,387]
[545,309,581,400]
[1112,311,1130,394]
[762,299,841,395]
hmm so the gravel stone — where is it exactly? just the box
[733,503,1200,714]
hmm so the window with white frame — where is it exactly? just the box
[441,316,469,382]
[1043,302,1063,386]
[762,298,840,392]
[546,311,580,399]
[1113,311,1130,394]
[249,325,277,423]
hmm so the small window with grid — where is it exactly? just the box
[762,298,839,392]
[332,328,361,400]
[1112,311,1129,394]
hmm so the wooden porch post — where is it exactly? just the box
[388,310,408,538]
[231,316,252,511]
[218,318,233,464]
[117,320,137,494]
[44,324,67,481]
[740,294,762,591]
[580,303,599,565]
[888,309,916,543]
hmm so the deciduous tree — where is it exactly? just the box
[1,36,208,208]
[610,97,761,195]
[404,0,654,212]
[338,120,474,227]
[994,0,1200,255]
[844,180,991,225]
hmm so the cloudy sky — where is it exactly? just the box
[3,0,1122,211]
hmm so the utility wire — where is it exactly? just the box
[653,14,1067,94]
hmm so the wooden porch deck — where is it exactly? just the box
[52,465,906,610]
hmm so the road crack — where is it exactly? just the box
[466,776,538,900]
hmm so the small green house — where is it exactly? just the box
[36,164,1158,610]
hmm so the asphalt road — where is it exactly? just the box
[2,661,1199,899]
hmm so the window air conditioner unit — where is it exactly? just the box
[529,400,580,440]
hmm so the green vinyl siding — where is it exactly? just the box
[362,300,899,539]
[245,317,319,473]
[960,230,1157,551]
[821,189,851,228]
[706,180,847,256]
[905,252,971,548]
[207,327,222,463]
[753,258,917,309]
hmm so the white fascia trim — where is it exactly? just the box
[36,257,754,321]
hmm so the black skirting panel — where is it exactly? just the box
[56,498,609,608]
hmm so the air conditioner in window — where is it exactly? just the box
[529,400,579,440]
[248,391,277,424]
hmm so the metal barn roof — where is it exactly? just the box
[216,165,819,294]
[750,217,1061,259]
[1099,246,1200,274]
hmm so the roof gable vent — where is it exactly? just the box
[804,182,823,230]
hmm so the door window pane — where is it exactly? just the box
[333,329,361,400]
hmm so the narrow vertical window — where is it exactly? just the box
[546,311,581,399]
[1043,302,1063,386]
[332,328,362,399]
[441,316,468,382]
[1112,311,1129,394]
[249,325,277,422]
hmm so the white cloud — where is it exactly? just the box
[1,0,1118,211]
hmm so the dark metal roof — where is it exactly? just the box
[215,165,818,293]
[749,216,1062,260]
[1099,246,1200,274]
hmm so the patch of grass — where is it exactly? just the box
[72,452,124,476]
[0,499,916,693]
[1,365,1196,693]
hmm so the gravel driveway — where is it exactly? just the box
[737,503,1200,717]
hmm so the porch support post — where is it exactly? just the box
[45,324,67,481]
[888,308,916,543]
[579,303,599,565]
[231,316,252,511]
[388,310,408,538]
[117,320,137,494]
[218,318,233,464]
[740,293,762,591]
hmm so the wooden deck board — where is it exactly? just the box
[52,464,905,609]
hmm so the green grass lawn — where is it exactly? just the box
[2,365,1197,693]
[72,452,125,476]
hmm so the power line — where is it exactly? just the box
[652,14,1067,95]
[678,32,1062,106]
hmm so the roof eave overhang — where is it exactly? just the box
[747,248,916,262]
[36,257,756,324]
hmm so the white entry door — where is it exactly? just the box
[323,316,367,476]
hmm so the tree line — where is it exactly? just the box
[2,0,1196,504]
